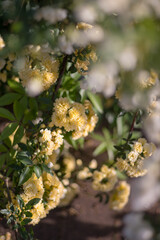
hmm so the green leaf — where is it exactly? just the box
[17,195,24,209]
[33,166,42,178]
[13,100,21,121]
[91,133,105,142]
[13,96,28,121]
[26,198,40,208]
[18,143,28,151]
[29,98,38,112]
[114,145,123,151]
[18,167,32,186]
[21,218,32,225]
[87,91,103,114]
[0,122,18,141]
[118,111,127,117]
[8,79,25,94]
[17,151,30,159]
[80,89,87,103]
[25,211,32,217]
[102,128,111,141]
[0,153,7,168]
[22,110,33,125]
[105,194,109,204]
[95,193,103,203]
[42,164,53,175]
[77,137,84,149]
[17,151,32,165]
[0,93,21,106]
[0,209,10,215]
[0,107,15,121]
[93,142,107,156]
[0,144,8,152]
[19,158,33,165]
[3,137,12,148]
[13,125,24,145]
[64,133,78,150]
[116,170,127,180]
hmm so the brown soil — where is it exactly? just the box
[34,181,124,240]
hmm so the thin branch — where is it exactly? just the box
[127,111,138,142]
[15,229,18,240]
[52,55,68,101]
[3,177,11,203]
[2,177,19,240]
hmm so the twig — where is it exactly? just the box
[52,55,68,101]
[3,177,11,203]
[15,230,18,240]
[127,111,138,142]
[2,177,19,240]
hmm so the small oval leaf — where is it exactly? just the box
[0,122,18,141]
[33,166,42,178]
[18,167,32,186]
[0,107,15,121]
[0,93,21,106]
[13,125,24,145]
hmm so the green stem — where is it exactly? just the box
[52,55,68,101]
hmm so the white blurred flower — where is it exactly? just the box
[47,162,54,168]
[123,213,154,240]
[34,7,67,24]
[74,4,97,23]
[25,78,43,97]
[14,57,26,72]
[137,70,150,87]
[58,35,74,55]
[32,117,43,125]
[118,46,137,71]
[147,0,160,17]
[98,0,130,14]
[87,61,118,97]
[130,2,151,20]
[118,71,159,111]
[144,113,160,144]
[85,25,104,43]
[130,149,160,211]
[70,29,89,48]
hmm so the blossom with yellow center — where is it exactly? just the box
[116,158,129,172]
[127,151,138,164]
[92,165,117,192]
[22,173,44,201]
[77,167,92,180]
[18,46,59,93]
[138,138,147,146]
[133,142,143,154]
[109,181,130,210]
[29,201,46,225]
[63,153,76,178]
[39,129,52,143]
[73,44,97,75]
[51,98,98,139]
[42,172,65,212]
[143,142,156,158]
